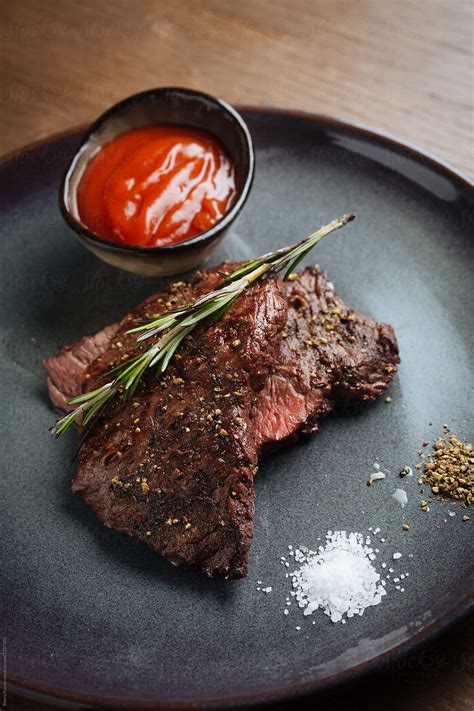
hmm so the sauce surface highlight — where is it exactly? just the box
[77,126,236,247]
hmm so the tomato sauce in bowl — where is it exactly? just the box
[60,87,254,276]
[77,126,236,248]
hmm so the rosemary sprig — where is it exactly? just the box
[51,213,355,438]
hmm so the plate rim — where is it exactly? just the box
[4,106,473,709]
[2,105,473,189]
[8,602,474,709]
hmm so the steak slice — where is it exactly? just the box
[43,265,399,578]
[70,271,287,579]
[253,267,399,448]
[43,324,118,411]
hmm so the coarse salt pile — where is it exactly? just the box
[291,531,386,623]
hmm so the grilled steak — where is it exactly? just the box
[44,266,399,578]
[68,270,287,579]
[254,268,399,448]
[44,324,118,412]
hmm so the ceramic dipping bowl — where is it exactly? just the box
[60,87,254,276]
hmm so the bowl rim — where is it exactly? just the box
[59,87,255,255]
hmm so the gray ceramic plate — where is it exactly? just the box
[1,109,473,709]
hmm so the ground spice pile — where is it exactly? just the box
[423,435,473,506]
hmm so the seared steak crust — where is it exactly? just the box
[73,271,287,578]
[43,324,118,411]
[253,268,399,447]
[44,265,399,578]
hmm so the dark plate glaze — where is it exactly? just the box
[1,109,473,709]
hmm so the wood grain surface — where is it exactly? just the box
[1,0,473,176]
[1,1,473,710]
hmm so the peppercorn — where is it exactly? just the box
[421,435,473,505]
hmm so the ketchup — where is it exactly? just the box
[77,126,236,247]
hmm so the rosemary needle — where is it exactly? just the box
[51,213,355,438]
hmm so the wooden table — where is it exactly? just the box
[1,0,472,177]
[2,1,472,709]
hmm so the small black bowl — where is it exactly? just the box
[60,88,254,276]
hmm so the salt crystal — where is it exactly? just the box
[448,511,456,518]
[288,531,387,624]
[392,489,408,507]
[393,552,402,560]
[284,609,289,616]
